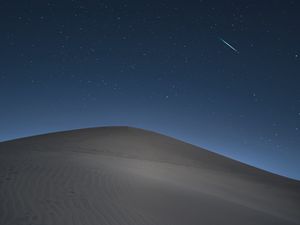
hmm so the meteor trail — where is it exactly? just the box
[219,38,239,53]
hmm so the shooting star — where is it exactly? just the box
[219,38,239,53]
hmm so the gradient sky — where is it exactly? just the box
[1,0,300,179]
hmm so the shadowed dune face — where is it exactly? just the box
[0,126,299,225]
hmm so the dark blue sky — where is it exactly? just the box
[1,0,300,179]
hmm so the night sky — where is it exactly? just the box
[1,1,300,179]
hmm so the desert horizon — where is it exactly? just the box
[1,1,300,224]
[1,126,299,182]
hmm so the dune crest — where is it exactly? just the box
[0,126,299,225]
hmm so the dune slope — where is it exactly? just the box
[0,126,299,225]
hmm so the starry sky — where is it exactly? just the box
[1,1,300,179]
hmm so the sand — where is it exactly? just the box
[0,126,299,225]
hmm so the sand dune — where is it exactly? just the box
[0,126,299,225]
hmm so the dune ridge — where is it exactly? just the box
[0,126,299,225]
